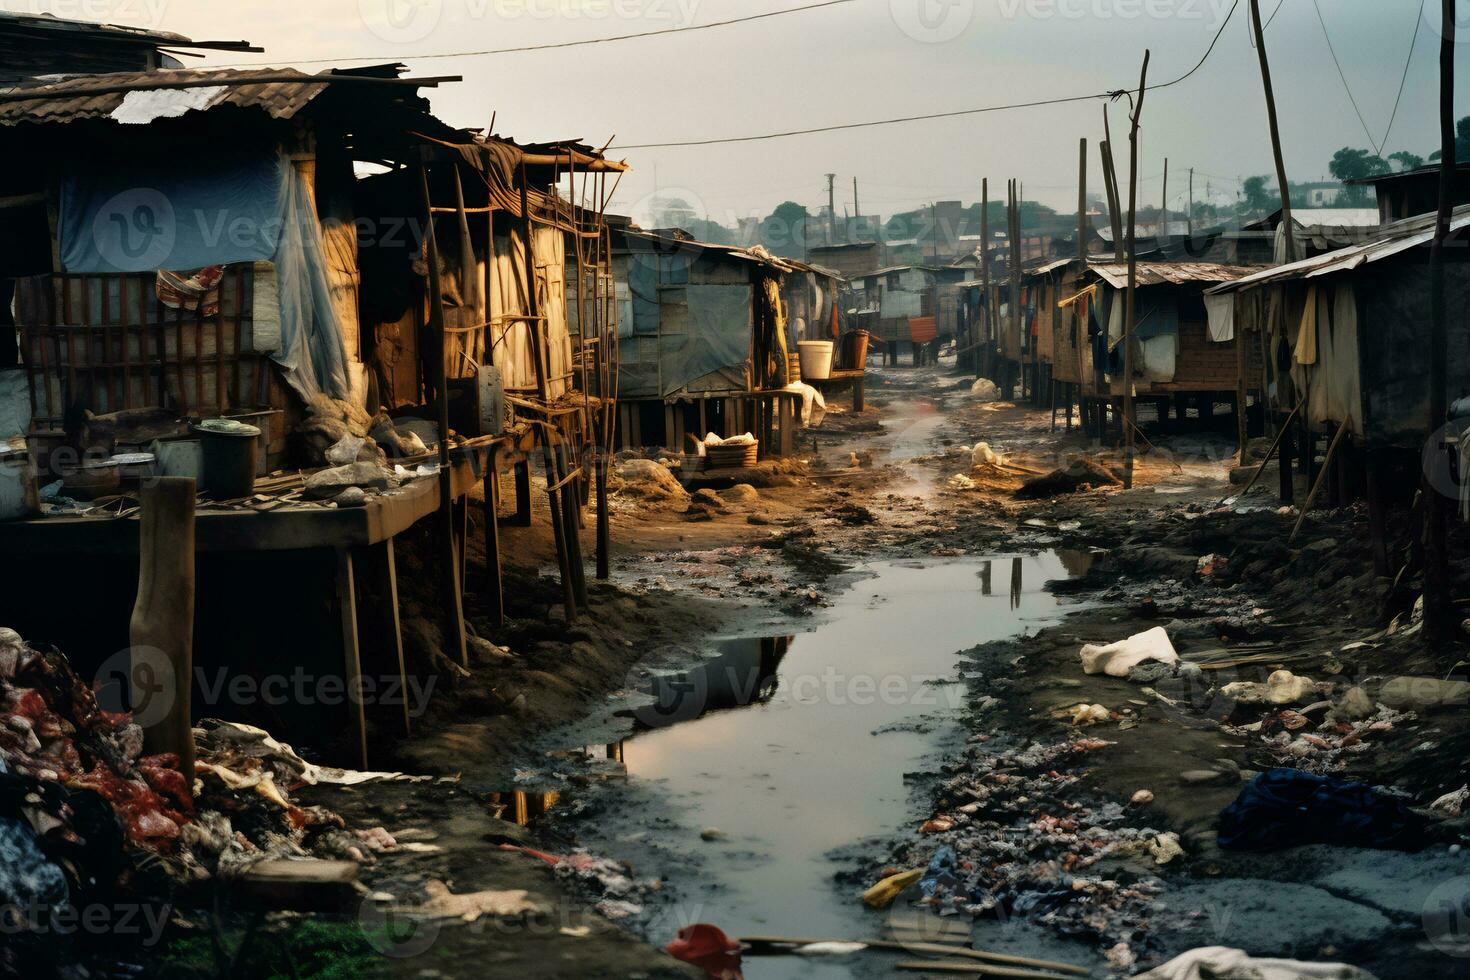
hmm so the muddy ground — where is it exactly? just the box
[156,363,1470,978]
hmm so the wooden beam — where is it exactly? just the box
[129,477,196,785]
[334,548,369,769]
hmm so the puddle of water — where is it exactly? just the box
[875,397,946,495]
[584,553,1086,979]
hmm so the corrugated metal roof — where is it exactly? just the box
[1207,203,1470,294]
[0,68,336,126]
[1088,260,1261,289]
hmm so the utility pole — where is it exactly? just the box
[1425,0,1455,643]
[979,177,991,380]
[1188,167,1195,237]
[1123,51,1151,492]
[1101,107,1125,261]
[1077,137,1089,437]
[853,176,861,218]
[1249,0,1294,261]
[1161,157,1169,224]
[825,173,837,245]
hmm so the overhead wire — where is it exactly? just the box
[1310,0,1382,154]
[1377,0,1426,154]
[211,0,855,67]
[613,0,1244,149]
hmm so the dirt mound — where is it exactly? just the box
[1015,457,1121,499]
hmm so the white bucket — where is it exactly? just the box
[797,340,834,381]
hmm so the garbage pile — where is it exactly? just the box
[866,732,1172,960]
[0,629,360,927]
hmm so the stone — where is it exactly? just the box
[305,462,391,499]
[718,484,760,506]
[334,487,367,508]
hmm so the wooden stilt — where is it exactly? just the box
[129,477,196,786]
[357,540,411,737]
[334,548,369,769]
[483,466,505,626]
[1366,449,1390,577]
[1290,421,1349,543]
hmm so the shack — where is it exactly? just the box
[610,227,808,457]
[1058,260,1264,440]
[0,54,624,765]
[1204,203,1470,573]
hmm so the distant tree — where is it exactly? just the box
[1328,147,1391,205]
[1238,175,1282,216]
[1428,115,1470,162]
[1190,200,1220,223]
[1389,151,1425,172]
[758,201,810,254]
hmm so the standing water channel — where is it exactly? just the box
[556,551,1093,979]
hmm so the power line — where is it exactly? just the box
[614,0,1242,150]
[1311,0,1381,154]
[1378,0,1425,153]
[213,0,854,68]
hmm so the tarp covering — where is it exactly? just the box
[659,284,752,396]
[57,148,349,400]
[1204,292,1235,342]
[60,146,283,274]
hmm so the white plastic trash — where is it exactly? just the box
[1079,626,1179,677]
[797,340,834,380]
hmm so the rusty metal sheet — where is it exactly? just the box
[0,68,331,127]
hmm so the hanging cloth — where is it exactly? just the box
[1295,285,1319,366]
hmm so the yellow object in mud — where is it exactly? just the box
[861,868,924,909]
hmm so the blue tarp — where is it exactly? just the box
[60,147,284,274]
[58,149,347,400]
[1218,768,1427,852]
[659,284,751,396]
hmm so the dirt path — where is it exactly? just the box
[170,364,1470,979]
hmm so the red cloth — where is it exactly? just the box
[908,315,938,345]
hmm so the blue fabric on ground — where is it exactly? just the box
[1217,768,1427,852]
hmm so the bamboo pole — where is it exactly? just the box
[1123,52,1150,490]
[1289,420,1349,543]
[979,177,991,381]
[1249,0,1295,260]
[418,161,469,667]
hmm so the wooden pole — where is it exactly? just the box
[1123,52,1150,491]
[1101,107,1124,260]
[130,477,195,785]
[1188,166,1195,238]
[1290,419,1349,543]
[1161,157,1168,224]
[979,178,991,380]
[1249,0,1295,261]
[1425,0,1456,642]
[518,164,580,620]
[418,162,469,667]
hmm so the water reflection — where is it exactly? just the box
[634,636,794,730]
[978,560,992,595]
[1010,556,1023,610]
[488,789,560,826]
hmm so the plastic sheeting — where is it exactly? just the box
[1204,292,1235,342]
[660,284,752,397]
[57,149,349,401]
[59,147,283,274]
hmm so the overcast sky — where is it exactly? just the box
[37,0,1463,223]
